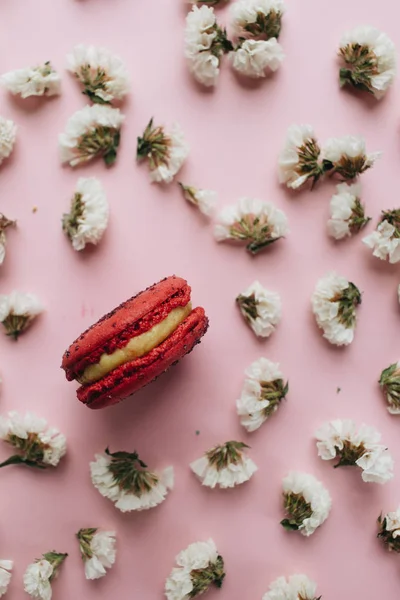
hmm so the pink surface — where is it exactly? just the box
[0,0,400,598]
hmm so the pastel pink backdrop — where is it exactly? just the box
[0,0,399,598]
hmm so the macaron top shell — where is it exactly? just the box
[61,275,189,376]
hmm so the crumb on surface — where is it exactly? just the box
[32,206,38,213]
[195,430,200,435]
[336,387,341,394]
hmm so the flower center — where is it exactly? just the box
[281,492,313,531]
[206,441,248,471]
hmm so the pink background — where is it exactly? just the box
[0,0,400,598]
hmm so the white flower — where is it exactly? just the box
[190,440,257,488]
[165,539,225,600]
[231,39,284,77]
[0,117,17,165]
[1,62,61,98]
[24,560,53,600]
[59,104,124,167]
[214,197,288,254]
[185,5,233,87]
[67,44,129,103]
[237,358,288,432]
[236,281,281,338]
[322,135,381,180]
[77,528,116,580]
[62,178,109,251]
[379,361,400,415]
[0,214,16,265]
[315,419,394,484]
[90,449,174,512]
[278,124,323,190]
[0,560,12,597]
[363,211,400,263]
[23,553,67,600]
[311,272,361,346]
[137,119,189,184]
[0,411,66,468]
[0,291,43,339]
[327,182,370,240]
[378,508,400,552]
[339,26,396,99]
[230,0,286,39]
[165,567,193,600]
[263,574,319,600]
[178,183,217,216]
[281,472,332,536]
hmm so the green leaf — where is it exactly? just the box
[280,519,299,531]
[104,148,117,166]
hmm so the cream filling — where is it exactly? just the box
[79,302,192,385]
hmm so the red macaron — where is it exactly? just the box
[61,276,209,409]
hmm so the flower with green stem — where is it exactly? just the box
[378,508,400,553]
[338,26,396,99]
[59,104,124,167]
[316,419,394,484]
[0,411,66,469]
[214,197,288,255]
[0,213,16,265]
[237,357,288,432]
[191,440,257,488]
[90,448,174,512]
[165,539,225,600]
[363,209,400,264]
[76,528,116,580]
[281,472,331,536]
[23,552,67,600]
[379,362,400,415]
[312,272,361,346]
[137,118,189,183]
[0,291,43,340]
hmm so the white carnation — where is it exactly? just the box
[62,177,109,251]
[230,0,286,38]
[327,182,369,240]
[316,419,394,484]
[379,361,400,415]
[23,560,53,600]
[236,281,281,338]
[214,197,288,254]
[77,528,116,580]
[1,62,61,98]
[0,214,16,266]
[278,124,322,189]
[67,44,129,103]
[322,135,381,180]
[311,272,361,346]
[165,539,224,600]
[90,451,174,512]
[237,357,288,432]
[231,39,284,77]
[263,574,319,600]
[59,104,124,167]
[179,183,217,216]
[339,26,396,99]
[137,120,189,184]
[0,291,43,339]
[378,507,400,551]
[0,117,17,165]
[0,560,12,597]
[190,440,257,488]
[185,5,232,87]
[281,472,332,536]
[363,212,400,263]
[0,411,66,468]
